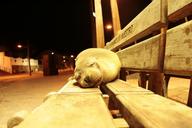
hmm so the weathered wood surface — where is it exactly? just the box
[100,79,153,110]
[148,72,166,96]
[164,20,192,76]
[14,80,116,128]
[105,0,166,51]
[94,0,105,48]
[110,0,121,36]
[168,0,192,21]
[116,35,160,70]
[113,118,129,128]
[15,94,116,128]
[100,79,153,95]
[58,80,102,94]
[117,94,192,128]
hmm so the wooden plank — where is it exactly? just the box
[105,0,166,51]
[100,79,153,110]
[43,80,102,103]
[168,0,192,22]
[16,94,116,128]
[117,94,192,128]
[116,34,160,70]
[101,79,154,95]
[113,118,129,128]
[164,20,192,76]
[57,79,101,94]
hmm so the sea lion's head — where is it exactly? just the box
[74,62,103,88]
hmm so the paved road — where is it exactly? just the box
[0,70,73,128]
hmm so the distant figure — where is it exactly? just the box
[73,48,121,88]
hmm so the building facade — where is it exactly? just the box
[0,52,39,74]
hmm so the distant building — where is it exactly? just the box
[0,52,39,74]
[41,51,58,76]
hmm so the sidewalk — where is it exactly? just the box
[126,73,191,105]
[0,70,73,128]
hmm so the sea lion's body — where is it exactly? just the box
[74,48,121,88]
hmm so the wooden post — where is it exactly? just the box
[138,72,148,88]
[90,0,96,48]
[148,72,166,96]
[27,40,32,76]
[119,68,127,81]
[110,0,121,36]
[148,0,168,96]
[187,77,192,107]
[158,27,167,72]
[94,0,105,48]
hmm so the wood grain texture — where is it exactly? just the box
[94,0,105,48]
[116,35,160,70]
[117,94,192,128]
[105,0,165,51]
[113,118,129,128]
[104,79,153,95]
[110,0,121,36]
[58,80,101,94]
[164,20,192,75]
[15,94,116,128]
[168,0,192,21]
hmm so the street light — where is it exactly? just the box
[17,40,32,76]
[105,24,112,30]
[70,55,74,58]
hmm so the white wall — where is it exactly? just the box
[11,58,39,66]
[0,52,12,73]
[0,52,39,73]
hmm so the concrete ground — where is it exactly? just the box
[126,74,191,104]
[0,69,73,128]
[0,70,191,128]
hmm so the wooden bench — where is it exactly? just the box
[10,1,192,128]
[105,0,192,104]
[101,0,192,128]
[13,80,129,128]
[101,79,192,128]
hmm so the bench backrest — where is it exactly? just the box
[105,0,192,76]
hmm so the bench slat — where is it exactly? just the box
[164,20,192,76]
[16,94,116,128]
[117,94,192,128]
[168,0,192,22]
[101,79,153,95]
[100,79,153,110]
[57,79,102,94]
[105,0,166,51]
[116,35,160,71]
[113,118,129,128]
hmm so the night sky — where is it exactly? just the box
[0,0,151,58]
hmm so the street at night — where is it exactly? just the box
[0,0,192,127]
[0,70,73,128]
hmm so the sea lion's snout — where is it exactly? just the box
[74,68,103,88]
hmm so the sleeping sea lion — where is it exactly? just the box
[74,48,121,88]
